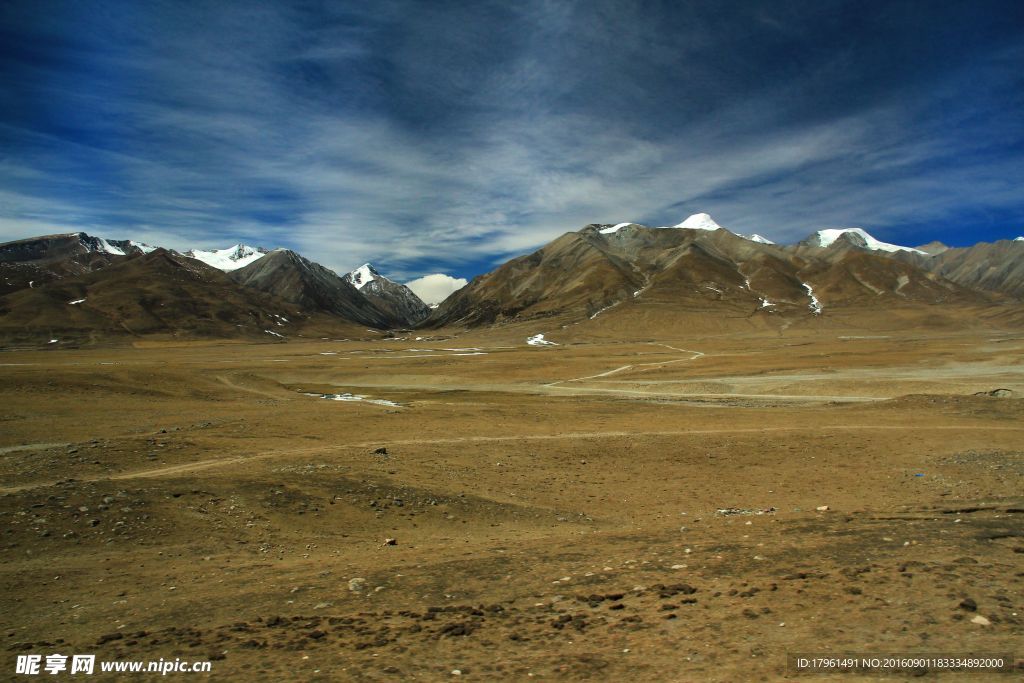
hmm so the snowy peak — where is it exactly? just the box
[346,263,383,290]
[1015,236,1024,242]
[62,232,156,256]
[185,244,268,271]
[805,228,926,255]
[598,215,774,244]
[674,213,724,232]
[342,263,430,326]
[673,214,774,244]
[129,240,158,254]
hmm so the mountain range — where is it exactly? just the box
[426,215,1022,331]
[1,214,1022,345]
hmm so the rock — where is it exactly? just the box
[373,447,388,455]
[383,538,397,546]
[348,578,367,592]
[815,505,830,512]
[438,622,474,637]
[975,388,1014,397]
[959,598,977,612]
[970,615,990,626]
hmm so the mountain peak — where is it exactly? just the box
[185,244,268,271]
[597,222,638,235]
[916,240,949,255]
[341,263,429,325]
[806,228,926,255]
[674,213,723,232]
[347,263,382,290]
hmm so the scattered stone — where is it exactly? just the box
[383,538,397,546]
[970,615,990,626]
[959,598,977,612]
[815,505,830,512]
[348,578,367,592]
[374,447,388,455]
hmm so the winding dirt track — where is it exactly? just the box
[4,423,1022,494]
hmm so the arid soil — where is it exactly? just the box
[1,328,1022,680]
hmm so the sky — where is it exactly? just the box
[2,0,1023,298]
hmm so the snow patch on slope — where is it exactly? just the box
[130,241,157,254]
[95,238,125,256]
[802,283,823,315]
[599,222,636,235]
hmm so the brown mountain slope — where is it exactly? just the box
[0,249,365,347]
[230,250,393,329]
[426,223,1012,333]
[341,264,431,327]
[920,240,1024,297]
[430,231,643,325]
[0,232,152,296]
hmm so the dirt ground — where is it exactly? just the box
[1,327,1022,680]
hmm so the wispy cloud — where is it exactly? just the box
[1,1,1022,279]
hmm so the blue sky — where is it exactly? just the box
[2,1,1023,287]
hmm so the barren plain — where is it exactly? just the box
[1,325,1022,680]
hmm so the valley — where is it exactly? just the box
[1,327,1021,680]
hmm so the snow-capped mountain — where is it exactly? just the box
[229,250,393,328]
[185,244,268,271]
[0,231,158,295]
[347,263,378,290]
[1016,236,1024,242]
[342,263,431,326]
[598,222,639,235]
[75,233,156,256]
[674,213,775,244]
[601,214,775,244]
[427,218,987,329]
[673,213,723,232]
[802,228,926,255]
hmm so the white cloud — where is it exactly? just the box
[404,273,468,305]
